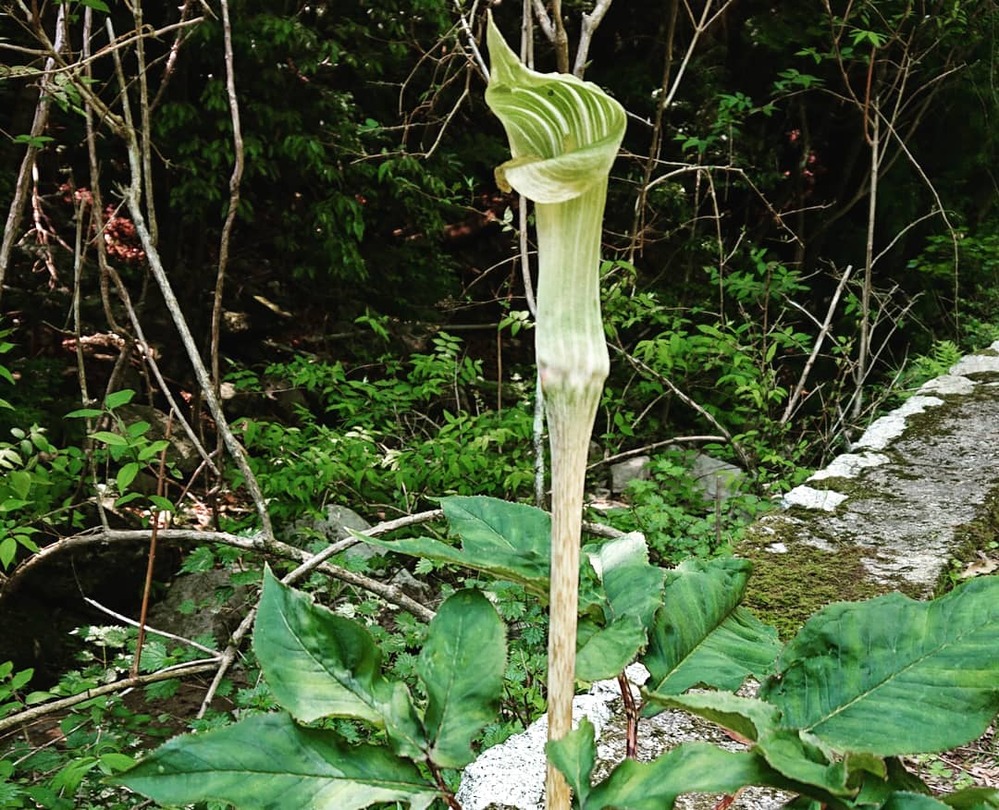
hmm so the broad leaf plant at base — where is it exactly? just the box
[115,16,999,810]
[115,496,999,809]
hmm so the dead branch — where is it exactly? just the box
[0,660,221,737]
[780,265,854,425]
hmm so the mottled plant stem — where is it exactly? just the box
[537,183,610,807]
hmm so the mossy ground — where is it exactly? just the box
[735,522,891,640]
[935,485,999,595]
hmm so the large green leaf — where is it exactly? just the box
[253,567,426,759]
[575,533,665,680]
[941,786,999,809]
[755,729,852,798]
[881,793,957,810]
[590,531,664,628]
[114,712,437,810]
[576,615,647,681]
[356,496,551,594]
[760,576,999,755]
[642,558,780,700]
[546,718,597,806]
[643,690,780,743]
[584,741,789,810]
[418,589,506,768]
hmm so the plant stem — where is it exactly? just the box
[537,182,610,808]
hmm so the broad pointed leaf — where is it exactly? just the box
[576,615,646,682]
[760,576,999,755]
[586,741,789,810]
[854,757,930,807]
[643,691,780,743]
[590,531,665,628]
[756,728,852,798]
[642,558,780,700]
[941,787,999,809]
[546,717,597,806]
[418,589,506,768]
[357,496,550,594]
[254,567,426,759]
[882,793,956,810]
[113,712,437,810]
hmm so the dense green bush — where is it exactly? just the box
[230,332,536,520]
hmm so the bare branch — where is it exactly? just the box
[453,0,488,78]
[83,596,220,657]
[587,435,729,469]
[532,0,556,43]
[609,342,752,470]
[572,0,614,77]
[0,3,69,302]
[0,661,221,737]
[781,264,854,425]
[210,0,246,399]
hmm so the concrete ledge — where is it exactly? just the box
[760,339,999,592]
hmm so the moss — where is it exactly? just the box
[934,485,999,596]
[736,523,890,640]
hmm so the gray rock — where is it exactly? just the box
[292,504,381,562]
[609,455,651,494]
[690,453,745,502]
[852,394,944,451]
[781,486,848,512]
[808,451,888,480]
[753,342,999,592]
[457,666,789,810]
[147,569,248,647]
[919,375,976,396]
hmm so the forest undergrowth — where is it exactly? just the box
[0,0,997,806]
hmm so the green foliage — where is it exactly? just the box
[637,577,999,809]
[0,654,147,808]
[598,451,771,564]
[66,389,182,514]
[114,497,999,809]
[232,334,536,520]
[149,0,463,314]
[116,567,507,808]
[360,496,551,594]
[0,335,87,569]
[894,340,964,397]
[600,252,817,476]
[908,225,999,350]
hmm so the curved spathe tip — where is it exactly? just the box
[484,13,626,204]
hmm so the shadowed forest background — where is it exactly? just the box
[0,0,997,806]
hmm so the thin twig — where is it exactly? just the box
[0,3,68,301]
[83,596,220,657]
[122,186,274,542]
[453,0,488,78]
[0,661,221,737]
[132,416,173,677]
[610,343,751,469]
[780,265,853,425]
[210,0,245,399]
[587,435,728,469]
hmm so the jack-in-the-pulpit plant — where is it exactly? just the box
[483,14,626,808]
